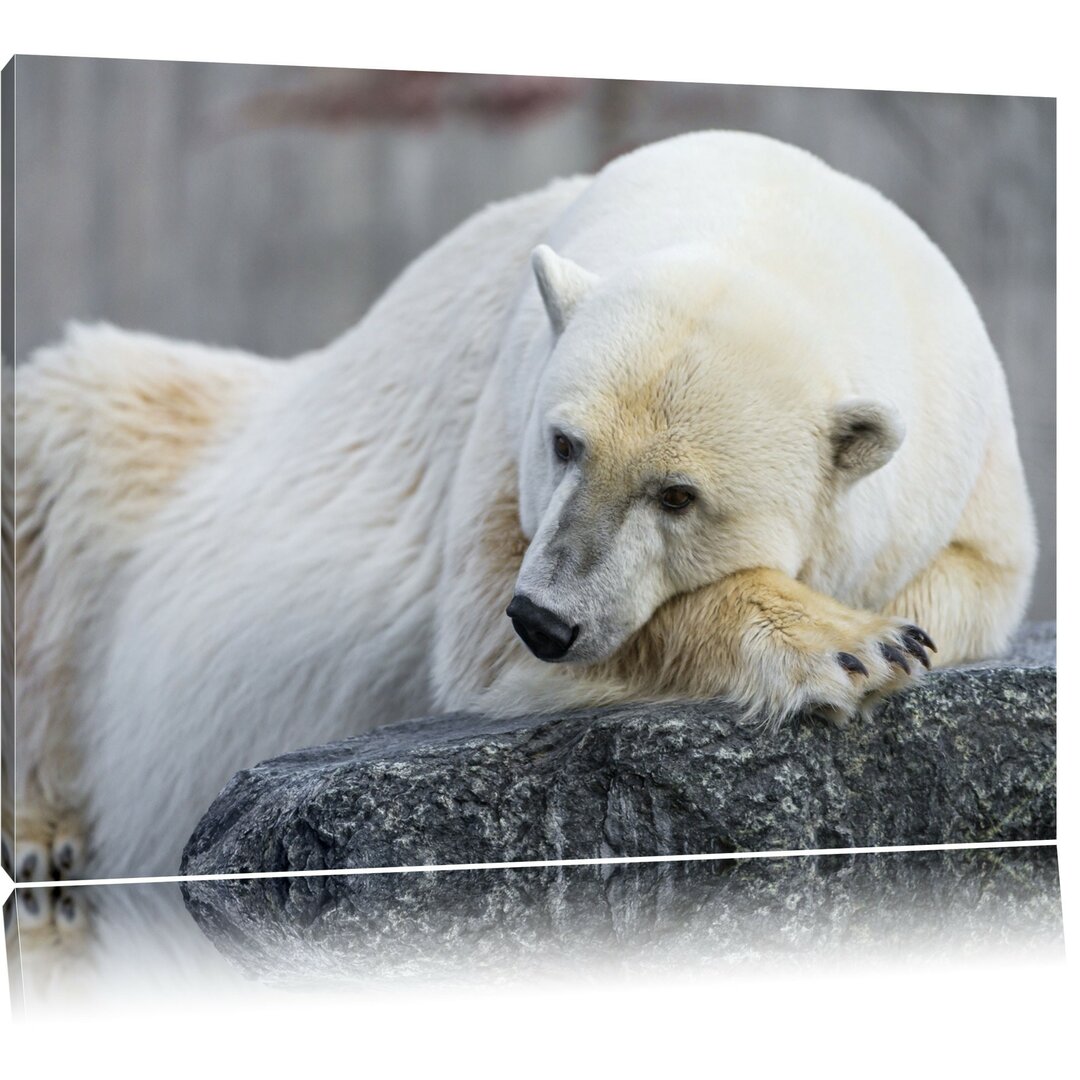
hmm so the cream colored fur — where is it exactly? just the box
[6,133,1035,880]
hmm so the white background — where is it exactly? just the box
[0,2,1074,1075]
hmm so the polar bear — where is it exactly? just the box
[6,131,1036,881]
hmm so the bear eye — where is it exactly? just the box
[553,432,573,462]
[659,486,696,512]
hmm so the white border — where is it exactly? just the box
[0,1,1067,97]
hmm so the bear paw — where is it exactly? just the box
[10,886,88,944]
[13,812,88,882]
[745,613,935,727]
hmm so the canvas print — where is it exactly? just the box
[0,60,1055,893]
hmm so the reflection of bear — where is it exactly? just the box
[8,132,1036,879]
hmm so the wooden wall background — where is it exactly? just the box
[12,57,1055,617]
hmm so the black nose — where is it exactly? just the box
[506,595,578,661]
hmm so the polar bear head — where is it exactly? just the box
[506,244,905,665]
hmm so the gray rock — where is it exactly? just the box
[181,847,1063,986]
[180,623,1056,876]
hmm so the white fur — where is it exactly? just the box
[9,132,1035,878]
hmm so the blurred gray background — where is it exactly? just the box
[13,57,1055,617]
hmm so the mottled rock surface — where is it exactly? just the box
[181,623,1055,876]
[182,848,1063,986]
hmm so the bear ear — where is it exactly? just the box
[829,398,905,481]
[531,245,599,335]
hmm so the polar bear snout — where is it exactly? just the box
[506,594,580,661]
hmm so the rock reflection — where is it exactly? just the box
[5,847,1063,1013]
[184,846,1062,986]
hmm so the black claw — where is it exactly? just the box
[54,843,74,873]
[837,651,869,677]
[902,635,931,670]
[879,642,911,674]
[903,625,937,653]
[57,894,77,923]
